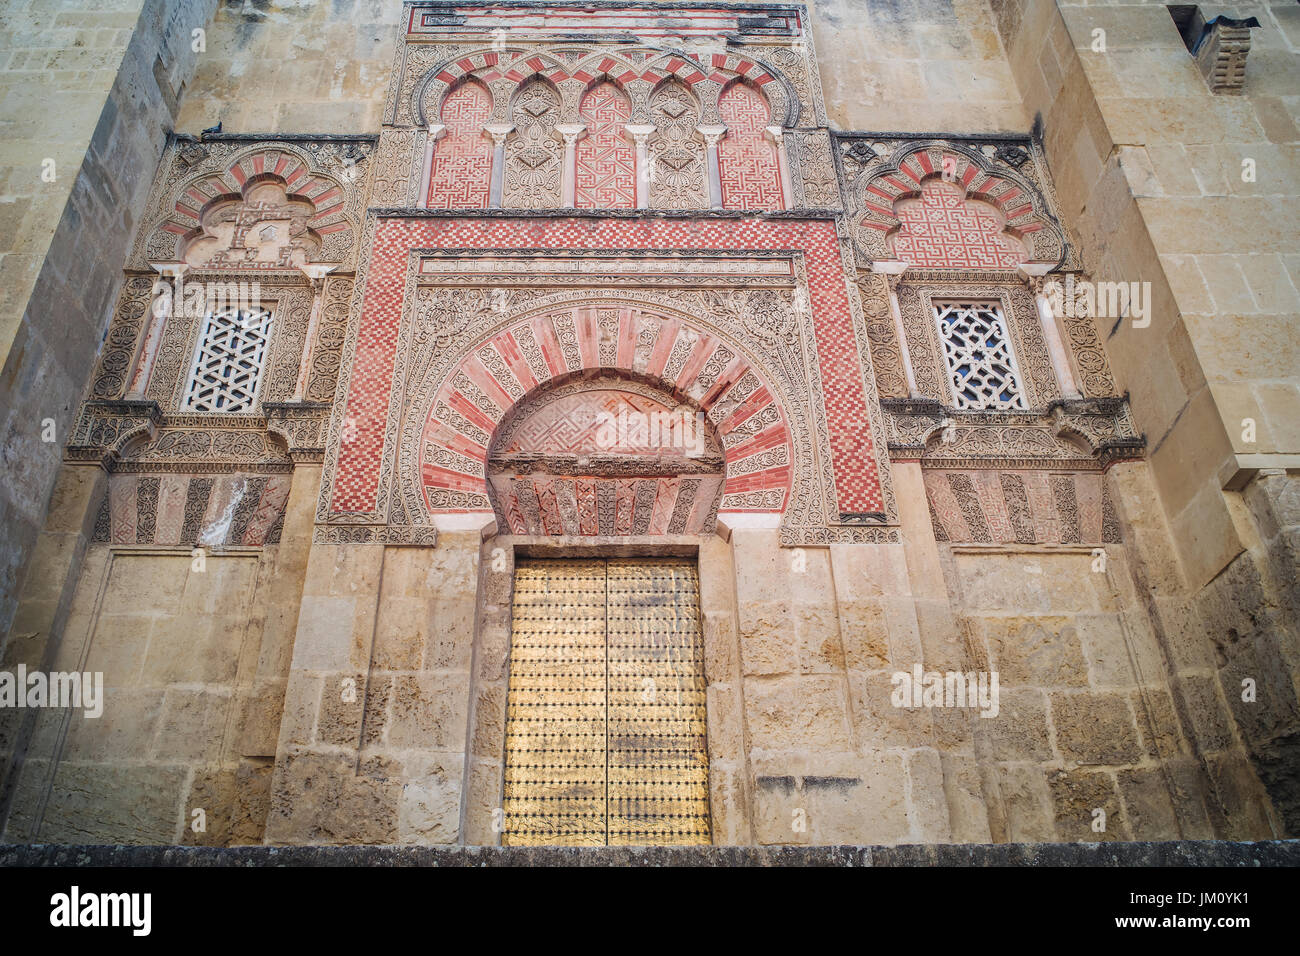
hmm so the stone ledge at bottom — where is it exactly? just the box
[1,841,1297,867]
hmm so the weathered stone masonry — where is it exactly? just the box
[0,0,1296,847]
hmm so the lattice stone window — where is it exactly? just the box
[181,308,274,412]
[934,300,1027,410]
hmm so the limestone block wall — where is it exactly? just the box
[3,547,275,844]
[172,0,405,135]
[265,533,481,845]
[808,0,1028,132]
[0,0,217,634]
[171,0,1027,146]
[729,528,953,844]
[0,460,319,845]
[704,459,1269,845]
[988,0,1300,836]
[942,545,1212,841]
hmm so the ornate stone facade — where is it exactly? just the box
[3,0,1294,854]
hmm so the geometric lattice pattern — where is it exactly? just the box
[934,301,1027,410]
[892,179,1026,269]
[576,82,635,209]
[427,80,493,209]
[181,308,273,412]
[717,82,782,210]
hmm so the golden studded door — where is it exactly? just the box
[502,558,710,846]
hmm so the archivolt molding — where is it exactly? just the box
[835,135,1077,271]
[129,137,374,271]
[315,243,899,544]
[392,289,810,532]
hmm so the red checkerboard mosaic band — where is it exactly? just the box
[330,217,881,516]
[889,179,1026,270]
[575,82,635,209]
[717,83,783,211]
[426,81,493,209]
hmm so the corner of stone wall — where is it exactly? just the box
[0,462,105,840]
[1105,459,1282,838]
[0,0,218,637]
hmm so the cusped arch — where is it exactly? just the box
[716,78,783,211]
[182,175,322,268]
[567,51,644,89]
[413,45,798,130]
[889,178,1029,270]
[408,302,797,534]
[414,47,560,125]
[855,141,1066,267]
[575,80,635,208]
[640,49,794,126]
[144,144,355,266]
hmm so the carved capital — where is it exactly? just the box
[298,261,336,291]
[484,123,514,146]
[696,124,727,148]
[264,400,332,463]
[554,123,586,146]
[879,398,947,452]
[870,259,909,292]
[624,123,654,147]
[67,399,165,464]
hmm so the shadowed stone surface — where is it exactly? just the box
[1,840,1297,867]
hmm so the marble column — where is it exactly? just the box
[555,123,586,207]
[697,124,727,210]
[125,261,186,400]
[625,124,654,209]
